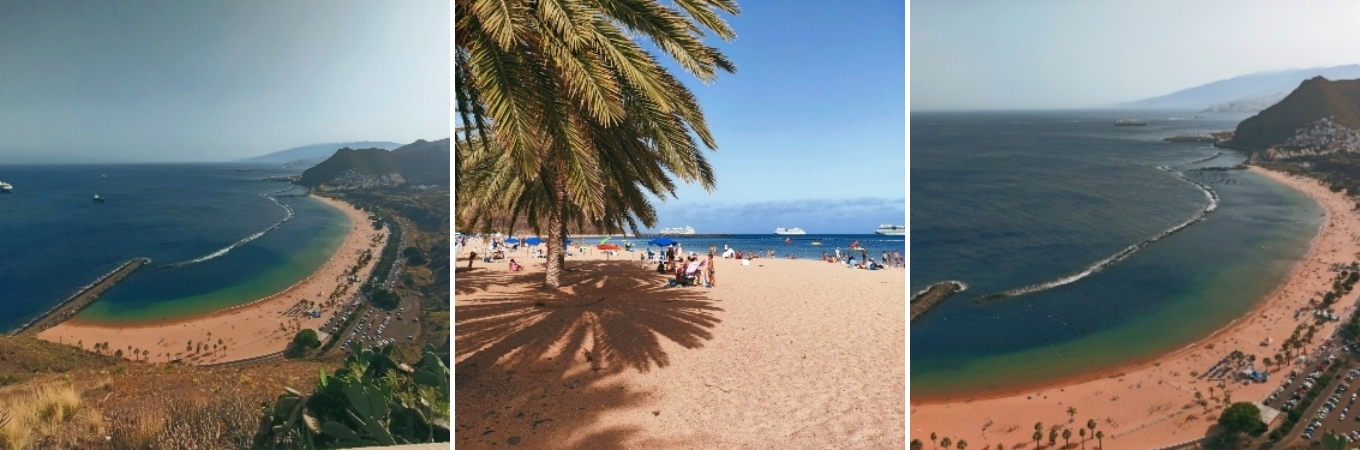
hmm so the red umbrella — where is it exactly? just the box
[597,244,621,251]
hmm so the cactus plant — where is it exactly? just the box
[254,342,449,448]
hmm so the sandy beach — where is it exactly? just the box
[455,242,906,449]
[910,166,1360,449]
[37,195,388,364]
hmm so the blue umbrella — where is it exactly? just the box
[505,237,520,244]
[525,237,541,246]
[649,238,676,246]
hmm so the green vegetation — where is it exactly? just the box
[254,343,449,448]
[367,287,401,310]
[402,246,427,266]
[1219,402,1266,435]
[455,0,738,288]
[288,329,321,357]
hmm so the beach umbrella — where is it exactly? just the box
[505,237,519,244]
[597,243,621,251]
[649,238,676,247]
[525,237,541,246]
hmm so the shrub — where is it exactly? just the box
[255,343,450,447]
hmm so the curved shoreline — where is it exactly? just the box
[911,166,1349,449]
[36,195,389,364]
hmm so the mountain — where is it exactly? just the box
[243,141,403,165]
[299,138,449,188]
[1221,77,1360,152]
[1121,65,1360,111]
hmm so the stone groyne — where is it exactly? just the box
[10,257,149,336]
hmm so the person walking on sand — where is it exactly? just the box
[706,250,716,288]
[467,251,477,269]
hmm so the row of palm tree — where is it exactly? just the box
[917,417,1106,450]
[455,0,739,288]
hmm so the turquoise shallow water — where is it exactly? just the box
[910,111,1322,397]
[0,164,350,328]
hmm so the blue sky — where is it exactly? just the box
[638,0,907,234]
[912,0,1360,110]
[0,1,449,163]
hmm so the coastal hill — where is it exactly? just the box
[1120,64,1360,111]
[242,141,403,165]
[1221,77,1360,152]
[299,138,450,188]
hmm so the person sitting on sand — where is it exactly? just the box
[508,259,521,272]
[734,250,742,260]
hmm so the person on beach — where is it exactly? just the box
[706,251,716,288]
[508,259,521,272]
[467,251,477,269]
[666,245,676,272]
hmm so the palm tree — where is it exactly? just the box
[455,0,738,288]
[1048,428,1058,448]
[958,440,968,450]
[1033,430,1042,449]
[942,437,952,450]
[1086,419,1096,437]
[1062,428,1072,448]
[911,439,924,450]
[1067,406,1076,422]
[1079,429,1086,449]
[1095,431,1103,449]
[931,432,938,449]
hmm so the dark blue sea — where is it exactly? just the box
[0,164,348,330]
[911,111,1322,396]
[590,234,904,262]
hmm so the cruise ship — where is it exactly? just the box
[774,227,806,235]
[658,226,696,235]
[0,181,11,193]
[875,224,905,236]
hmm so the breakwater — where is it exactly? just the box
[911,281,967,322]
[10,258,149,336]
[971,166,1219,303]
[160,195,295,269]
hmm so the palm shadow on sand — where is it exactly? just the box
[454,259,723,449]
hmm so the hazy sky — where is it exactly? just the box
[912,1,1360,111]
[636,0,907,233]
[0,1,449,163]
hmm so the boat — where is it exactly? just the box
[235,168,256,172]
[658,226,696,235]
[0,181,11,193]
[875,224,905,236]
[774,227,806,235]
[101,174,107,178]
[810,240,823,246]
[1114,119,1147,126]
[93,194,105,203]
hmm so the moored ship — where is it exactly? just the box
[875,224,905,236]
[93,194,105,203]
[658,226,696,235]
[774,227,806,235]
[0,181,11,193]
[1114,119,1147,126]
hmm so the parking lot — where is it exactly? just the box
[1260,338,1360,445]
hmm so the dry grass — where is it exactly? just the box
[0,381,100,450]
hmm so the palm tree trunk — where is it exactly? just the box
[543,166,568,288]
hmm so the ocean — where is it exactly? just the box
[567,234,905,262]
[0,164,349,330]
[911,111,1323,397]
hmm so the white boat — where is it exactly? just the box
[0,181,11,193]
[659,226,696,235]
[93,194,105,203]
[875,224,905,236]
[774,227,806,235]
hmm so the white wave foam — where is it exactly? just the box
[974,166,1217,302]
[160,196,295,269]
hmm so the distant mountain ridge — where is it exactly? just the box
[243,141,403,164]
[1222,77,1360,152]
[1121,64,1360,111]
[299,138,449,188]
